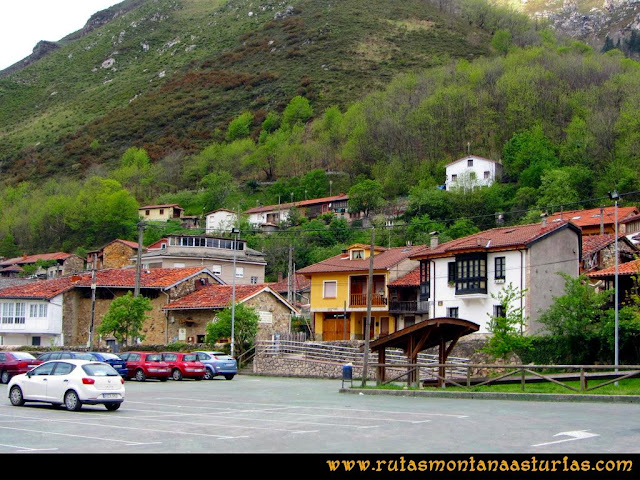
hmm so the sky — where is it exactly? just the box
[0,1,123,71]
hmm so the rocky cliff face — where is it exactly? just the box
[527,0,640,50]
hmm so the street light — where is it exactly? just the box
[608,191,620,381]
[230,227,240,357]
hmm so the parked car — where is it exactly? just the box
[193,351,238,380]
[8,359,125,411]
[160,352,206,381]
[85,352,128,377]
[118,352,171,382]
[0,352,42,384]
[37,351,93,362]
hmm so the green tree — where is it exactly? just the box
[281,96,313,130]
[206,303,259,358]
[483,283,530,360]
[98,292,152,346]
[348,179,385,218]
[0,232,19,258]
[226,112,254,141]
[492,29,512,56]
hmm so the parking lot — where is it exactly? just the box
[1,374,639,454]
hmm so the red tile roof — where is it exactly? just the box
[587,259,640,278]
[269,274,311,293]
[298,245,424,275]
[411,221,578,259]
[0,252,78,267]
[244,194,349,214]
[0,267,214,299]
[546,206,638,229]
[138,204,183,210]
[388,267,420,287]
[163,284,277,310]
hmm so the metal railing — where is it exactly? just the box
[255,339,469,377]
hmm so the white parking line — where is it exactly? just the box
[0,442,58,452]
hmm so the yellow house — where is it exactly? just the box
[138,204,184,222]
[298,244,425,341]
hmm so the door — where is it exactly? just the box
[379,316,389,337]
[46,362,75,403]
[23,362,57,400]
[323,316,350,341]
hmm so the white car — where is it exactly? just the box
[8,359,125,411]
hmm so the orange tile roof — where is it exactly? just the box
[244,194,349,214]
[163,284,271,310]
[0,267,214,299]
[587,259,640,278]
[269,274,311,293]
[298,245,424,275]
[411,221,578,259]
[0,252,78,266]
[546,206,638,229]
[388,267,420,287]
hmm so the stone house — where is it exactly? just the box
[163,284,299,343]
[86,239,141,270]
[581,234,638,274]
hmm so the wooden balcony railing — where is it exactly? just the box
[350,293,388,307]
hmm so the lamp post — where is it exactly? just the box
[608,191,620,381]
[230,227,240,357]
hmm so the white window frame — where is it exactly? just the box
[235,267,244,278]
[323,280,337,299]
[211,264,222,275]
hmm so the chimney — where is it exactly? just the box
[429,231,439,249]
[278,272,283,282]
[541,212,548,227]
[600,206,605,235]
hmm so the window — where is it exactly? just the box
[211,265,222,275]
[419,261,430,300]
[251,276,258,284]
[2,303,13,324]
[159,209,164,215]
[323,280,337,298]
[467,159,473,167]
[235,267,244,278]
[484,170,490,179]
[29,303,48,318]
[493,305,505,318]
[351,249,364,260]
[1,302,24,324]
[495,257,506,280]
[451,174,457,182]
[14,303,25,324]
[454,253,487,294]
[31,336,41,346]
[447,307,459,318]
[447,262,456,284]
[145,210,150,215]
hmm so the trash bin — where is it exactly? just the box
[342,364,353,388]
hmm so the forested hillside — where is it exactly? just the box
[1,0,639,281]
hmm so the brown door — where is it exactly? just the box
[380,316,389,336]
[323,316,350,341]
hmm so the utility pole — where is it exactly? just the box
[361,227,375,387]
[287,244,293,303]
[134,221,145,297]
[88,253,97,348]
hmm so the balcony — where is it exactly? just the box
[388,300,430,314]
[349,293,388,308]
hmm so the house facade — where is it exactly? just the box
[86,239,141,270]
[387,266,429,331]
[410,221,582,334]
[0,267,222,348]
[205,209,238,234]
[140,234,267,286]
[445,155,503,191]
[298,244,423,341]
[163,284,299,343]
[581,234,638,274]
[138,203,184,222]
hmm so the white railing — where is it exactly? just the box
[255,339,470,377]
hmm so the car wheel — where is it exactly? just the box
[203,368,214,380]
[9,386,25,406]
[172,369,183,381]
[105,403,121,411]
[0,370,9,384]
[64,390,82,411]
[135,369,146,382]
[224,374,235,380]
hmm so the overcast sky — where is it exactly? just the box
[0,1,123,71]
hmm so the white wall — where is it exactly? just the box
[445,156,501,191]
[205,211,237,234]
[0,294,64,346]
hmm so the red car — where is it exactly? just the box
[160,352,206,381]
[0,352,42,384]
[118,351,171,382]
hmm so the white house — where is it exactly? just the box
[445,155,503,191]
[205,209,238,234]
[0,277,70,346]
[410,220,582,334]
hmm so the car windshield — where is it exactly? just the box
[183,354,197,361]
[82,363,120,376]
[146,354,163,362]
[13,352,36,360]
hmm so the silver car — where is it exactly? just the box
[193,351,237,380]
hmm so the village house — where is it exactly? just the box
[580,234,639,274]
[445,155,503,191]
[587,258,640,307]
[245,194,358,230]
[410,220,582,334]
[545,206,639,236]
[0,252,84,279]
[0,267,222,348]
[205,208,238,234]
[298,243,424,341]
[386,266,428,331]
[85,239,142,270]
[139,234,267,285]
[138,203,184,222]
[163,284,298,343]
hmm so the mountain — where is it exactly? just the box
[0,0,494,185]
